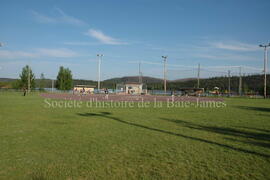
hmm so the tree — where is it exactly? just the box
[19,65,35,90]
[11,80,21,89]
[55,66,73,90]
[259,84,270,96]
[39,73,46,91]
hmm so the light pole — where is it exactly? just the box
[197,63,200,88]
[139,61,142,83]
[238,66,242,96]
[259,43,270,99]
[97,54,103,92]
[162,56,167,94]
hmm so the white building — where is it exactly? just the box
[116,82,146,94]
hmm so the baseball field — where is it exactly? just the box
[0,92,269,180]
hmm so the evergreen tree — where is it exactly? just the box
[55,66,73,90]
[19,65,35,90]
[39,73,46,91]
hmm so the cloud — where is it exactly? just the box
[36,48,78,58]
[63,41,100,46]
[0,50,38,59]
[195,53,260,61]
[85,29,127,45]
[210,41,259,51]
[32,8,86,26]
[32,11,57,23]
[32,9,127,45]
[54,8,87,26]
[0,48,78,59]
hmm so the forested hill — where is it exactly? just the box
[161,74,270,94]
[1,74,269,94]
[103,76,163,84]
[104,75,269,94]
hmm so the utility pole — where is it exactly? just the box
[197,63,200,88]
[259,43,270,99]
[162,56,167,94]
[139,61,142,83]
[238,66,242,96]
[97,54,103,92]
[228,70,231,96]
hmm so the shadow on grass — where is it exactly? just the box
[235,106,270,113]
[161,118,270,152]
[77,112,270,158]
[225,138,270,149]
[161,118,270,142]
[235,126,270,134]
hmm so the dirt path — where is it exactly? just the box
[40,93,223,102]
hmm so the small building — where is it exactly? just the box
[116,82,146,94]
[179,87,204,96]
[73,85,95,94]
[209,87,220,95]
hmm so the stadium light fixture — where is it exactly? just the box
[97,54,103,92]
[259,43,270,99]
[162,56,168,94]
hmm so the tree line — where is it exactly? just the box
[10,65,73,91]
[2,65,270,95]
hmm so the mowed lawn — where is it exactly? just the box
[0,92,269,180]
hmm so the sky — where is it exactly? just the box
[0,0,269,80]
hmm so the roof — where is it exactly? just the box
[124,82,143,85]
[74,85,96,88]
[179,87,204,91]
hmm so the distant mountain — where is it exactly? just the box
[171,78,197,82]
[104,76,163,84]
[0,78,17,82]
[1,74,270,95]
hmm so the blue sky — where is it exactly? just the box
[0,0,269,80]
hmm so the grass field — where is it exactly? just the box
[0,92,269,180]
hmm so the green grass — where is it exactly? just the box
[0,92,269,180]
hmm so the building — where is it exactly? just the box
[73,85,95,94]
[116,82,146,94]
[179,87,204,96]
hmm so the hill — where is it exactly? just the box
[1,74,269,94]
[104,76,163,84]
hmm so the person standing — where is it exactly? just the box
[23,87,27,96]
